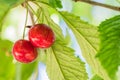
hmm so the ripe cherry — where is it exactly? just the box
[28,24,55,48]
[12,39,38,63]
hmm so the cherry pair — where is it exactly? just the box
[12,24,55,63]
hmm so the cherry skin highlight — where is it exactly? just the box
[12,39,38,63]
[28,24,55,48]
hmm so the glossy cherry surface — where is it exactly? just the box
[29,24,55,48]
[12,39,38,63]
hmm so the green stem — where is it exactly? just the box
[28,8,35,25]
[22,5,28,39]
[34,8,42,24]
[27,2,42,24]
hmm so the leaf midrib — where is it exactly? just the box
[51,47,66,80]
[59,12,111,80]
[59,12,98,68]
[59,12,98,52]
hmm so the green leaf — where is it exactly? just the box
[46,40,88,80]
[0,4,10,31]
[97,15,120,79]
[0,0,24,31]
[0,39,15,80]
[64,30,71,45]
[91,75,103,80]
[59,11,111,80]
[14,62,37,80]
[36,0,62,8]
[48,0,62,8]
[21,62,37,80]
[72,2,92,20]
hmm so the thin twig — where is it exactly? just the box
[27,3,39,24]
[74,0,120,12]
[22,1,28,39]
[28,8,35,25]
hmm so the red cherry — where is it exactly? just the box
[12,39,38,63]
[28,24,55,48]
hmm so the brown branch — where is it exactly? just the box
[74,0,120,12]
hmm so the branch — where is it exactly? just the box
[74,0,120,12]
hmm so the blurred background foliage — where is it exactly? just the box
[0,0,120,80]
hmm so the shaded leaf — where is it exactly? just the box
[91,75,103,80]
[46,40,88,80]
[97,15,120,79]
[59,11,110,80]
[0,39,15,80]
[36,0,62,8]
[48,0,62,8]
[21,62,38,80]
[14,62,37,80]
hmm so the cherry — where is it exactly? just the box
[12,39,38,63]
[28,24,55,48]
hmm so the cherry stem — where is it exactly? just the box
[34,8,42,24]
[32,2,46,23]
[22,2,28,39]
[22,1,36,39]
[74,0,120,12]
[27,2,42,24]
[28,7,35,25]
